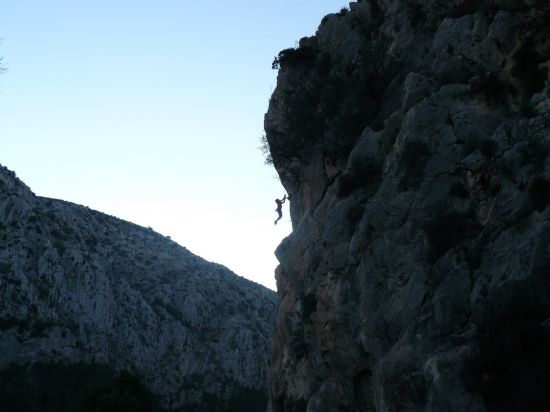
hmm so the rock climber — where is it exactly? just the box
[274,194,287,225]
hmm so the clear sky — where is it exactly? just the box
[0,1,347,290]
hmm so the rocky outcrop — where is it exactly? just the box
[0,165,277,411]
[265,1,550,411]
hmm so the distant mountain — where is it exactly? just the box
[0,164,277,411]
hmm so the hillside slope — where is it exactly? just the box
[0,165,277,411]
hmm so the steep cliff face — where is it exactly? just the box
[0,165,276,411]
[265,1,550,411]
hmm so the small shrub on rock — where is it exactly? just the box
[339,7,349,16]
[258,134,273,165]
[272,47,318,70]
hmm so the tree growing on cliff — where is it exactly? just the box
[271,47,317,70]
[338,7,349,16]
[259,134,273,165]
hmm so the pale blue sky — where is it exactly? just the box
[0,1,347,290]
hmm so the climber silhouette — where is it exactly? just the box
[274,194,287,225]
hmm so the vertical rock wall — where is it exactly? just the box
[265,1,550,411]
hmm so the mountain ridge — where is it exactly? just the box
[0,163,276,411]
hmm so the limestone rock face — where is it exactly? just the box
[265,1,550,411]
[0,165,276,411]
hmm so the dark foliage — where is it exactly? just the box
[0,315,20,331]
[75,369,153,412]
[423,211,480,262]
[86,235,98,250]
[272,47,318,70]
[463,305,550,412]
[0,362,117,412]
[0,262,12,274]
[528,176,550,211]
[30,320,54,338]
[53,239,66,256]
[272,395,307,412]
[258,134,273,165]
[0,360,266,412]
[184,383,268,412]
[338,7,349,16]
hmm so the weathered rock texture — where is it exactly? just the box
[265,1,550,411]
[0,165,276,411]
